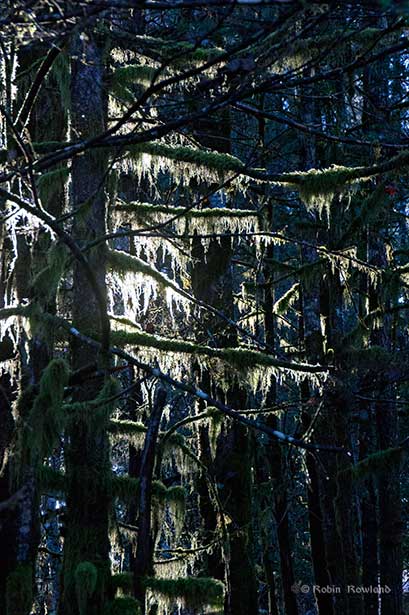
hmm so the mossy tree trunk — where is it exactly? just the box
[297,73,335,615]
[60,31,112,615]
[192,238,258,615]
[191,110,258,615]
[262,216,298,615]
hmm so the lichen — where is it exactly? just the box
[108,250,192,320]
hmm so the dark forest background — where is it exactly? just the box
[1,1,409,614]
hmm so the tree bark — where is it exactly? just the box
[133,387,167,612]
[60,31,111,615]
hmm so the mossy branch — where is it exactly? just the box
[339,447,404,481]
[114,201,258,221]
[143,576,224,611]
[110,320,325,374]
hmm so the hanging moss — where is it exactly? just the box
[295,165,360,217]
[108,249,186,298]
[124,142,245,175]
[165,485,186,505]
[111,572,133,594]
[37,166,69,205]
[6,565,33,615]
[144,576,224,611]
[81,378,121,433]
[112,64,159,89]
[75,562,98,615]
[49,48,70,113]
[31,242,68,303]
[273,283,300,316]
[206,407,224,458]
[104,596,141,615]
[39,464,66,493]
[112,476,186,511]
[115,201,257,221]
[112,475,140,501]
[108,419,147,438]
[24,358,70,463]
[110,322,323,374]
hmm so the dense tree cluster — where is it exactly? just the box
[1,1,409,614]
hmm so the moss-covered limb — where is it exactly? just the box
[114,201,258,220]
[155,537,221,558]
[144,576,224,610]
[110,323,325,374]
[112,475,139,501]
[108,249,190,302]
[112,474,185,506]
[339,447,404,481]
[111,572,133,593]
[104,596,141,615]
[0,306,30,320]
[273,283,300,315]
[279,149,409,201]
[121,142,246,176]
[108,419,147,438]
[160,407,222,449]
[112,34,223,64]
[55,315,341,452]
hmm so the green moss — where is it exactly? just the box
[125,142,245,174]
[6,565,33,615]
[110,321,320,373]
[25,358,70,462]
[111,572,133,594]
[112,64,158,89]
[165,485,186,504]
[37,166,69,205]
[112,475,140,501]
[31,242,68,303]
[0,306,30,320]
[39,465,66,493]
[108,419,147,437]
[104,596,141,615]
[49,49,70,112]
[75,562,98,615]
[340,447,404,481]
[112,476,186,507]
[144,577,224,610]
[115,201,257,220]
[273,283,300,316]
[108,249,184,298]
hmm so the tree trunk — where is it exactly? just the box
[60,31,111,615]
[133,387,167,612]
